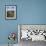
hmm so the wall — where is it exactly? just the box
[19,0,46,24]
[0,0,46,44]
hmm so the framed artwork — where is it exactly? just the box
[5,5,16,20]
[18,24,46,42]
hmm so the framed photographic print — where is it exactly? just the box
[5,5,16,20]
